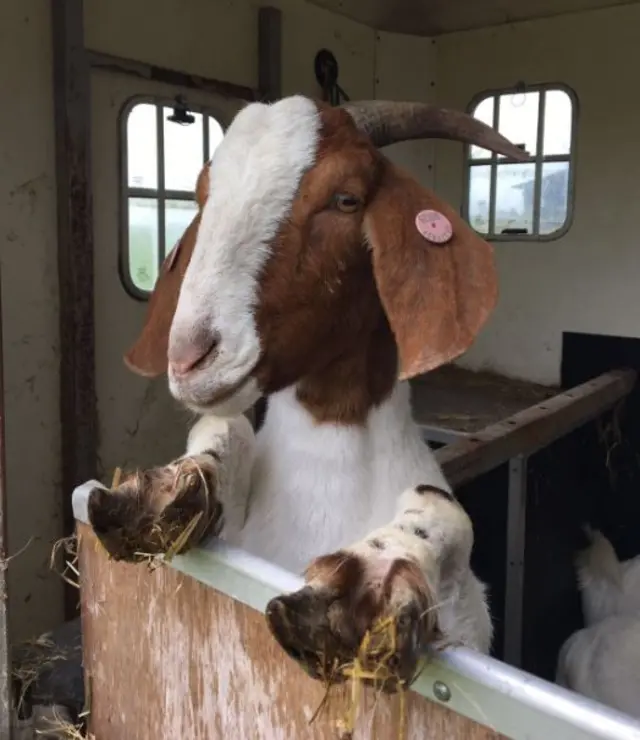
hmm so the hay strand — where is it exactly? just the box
[309,616,411,740]
[50,535,80,590]
[33,708,94,739]
[163,510,204,562]
[111,467,122,488]
[12,637,70,717]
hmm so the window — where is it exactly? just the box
[465,84,576,241]
[122,98,225,297]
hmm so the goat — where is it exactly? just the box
[556,528,640,718]
[87,96,527,688]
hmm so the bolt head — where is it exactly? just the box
[433,680,451,702]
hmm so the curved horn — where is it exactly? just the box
[342,100,529,161]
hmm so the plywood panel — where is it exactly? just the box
[78,523,504,739]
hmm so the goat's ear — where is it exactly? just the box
[365,161,497,379]
[123,214,199,377]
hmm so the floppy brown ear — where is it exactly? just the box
[123,214,199,377]
[365,160,497,380]
[125,162,211,377]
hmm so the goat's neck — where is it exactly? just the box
[295,317,398,426]
[246,355,447,572]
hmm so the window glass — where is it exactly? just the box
[122,100,225,296]
[466,85,576,240]
[128,197,159,293]
[127,103,157,189]
[494,163,536,235]
[165,199,199,258]
[468,165,491,234]
[163,108,204,191]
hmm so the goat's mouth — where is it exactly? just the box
[201,374,252,408]
[171,365,260,415]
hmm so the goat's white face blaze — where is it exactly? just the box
[168,96,321,415]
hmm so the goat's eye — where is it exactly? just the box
[333,193,361,213]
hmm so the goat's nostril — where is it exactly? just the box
[168,331,220,377]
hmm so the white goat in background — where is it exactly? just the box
[556,528,640,719]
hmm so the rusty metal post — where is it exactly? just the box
[51,0,97,619]
[258,7,282,102]
[0,273,12,739]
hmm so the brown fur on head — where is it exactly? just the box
[125,99,507,423]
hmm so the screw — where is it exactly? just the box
[433,680,451,702]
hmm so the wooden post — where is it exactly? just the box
[51,0,97,619]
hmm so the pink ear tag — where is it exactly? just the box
[415,209,453,245]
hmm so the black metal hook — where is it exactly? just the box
[314,49,350,106]
[167,95,196,125]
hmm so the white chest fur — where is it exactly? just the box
[235,382,449,574]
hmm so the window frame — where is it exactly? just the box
[118,94,228,300]
[462,82,579,243]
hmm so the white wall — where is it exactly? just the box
[0,0,63,644]
[433,4,640,385]
[84,0,376,98]
[373,32,436,186]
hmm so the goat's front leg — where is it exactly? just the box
[87,414,255,562]
[266,484,490,691]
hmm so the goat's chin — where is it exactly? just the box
[171,375,261,419]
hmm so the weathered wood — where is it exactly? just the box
[51,0,96,619]
[78,524,502,740]
[0,276,11,740]
[258,7,282,101]
[436,369,636,487]
[86,50,257,102]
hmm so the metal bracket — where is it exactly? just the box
[503,454,528,667]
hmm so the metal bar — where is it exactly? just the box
[86,49,257,102]
[127,186,195,201]
[488,96,499,235]
[532,90,546,235]
[203,112,210,163]
[503,454,528,667]
[436,369,637,487]
[0,274,11,740]
[51,0,96,619]
[420,425,470,446]
[252,7,282,436]
[258,7,282,102]
[156,105,166,265]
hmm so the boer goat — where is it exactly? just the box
[556,529,640,718]
[88,97,526,688]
